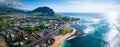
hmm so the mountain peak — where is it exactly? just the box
[31,6,55,16]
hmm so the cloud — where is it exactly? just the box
[51,0,120,13]
[0,0,4,2]
[0,0,23,7]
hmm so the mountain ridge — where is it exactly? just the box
[0,6,55,16]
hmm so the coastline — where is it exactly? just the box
[50,26,76,47]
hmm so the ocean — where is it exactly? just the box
[59,13,120,47]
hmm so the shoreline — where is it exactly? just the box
[50,26,76,47]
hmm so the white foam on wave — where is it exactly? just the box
[83,18,102,25]
[83,26,94,34]
[67,36,76,40]
[91,18,101,23]
[82,18,101,34]
[104,24,120,47]
[103,12,120,47]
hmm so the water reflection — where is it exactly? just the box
[103,12,120,47]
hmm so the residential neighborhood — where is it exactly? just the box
[0,15,80,47]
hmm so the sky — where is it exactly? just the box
[0,0,120,12]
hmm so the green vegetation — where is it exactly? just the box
[71,18,80,21]
[0,6,25,15]
[0,6,80,47]
[0,15,13,31]
[56,25,73,35]
[30,6,54,16]
[62,16,69,20]
[61,16,80,21]
[19,24,47,33]
[31,12,48,16]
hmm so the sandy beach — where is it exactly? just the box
[50,28,76,47]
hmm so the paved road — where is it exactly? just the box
[24,23,69,47]
[24,18,71,47]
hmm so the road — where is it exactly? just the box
[24,24,68,47]
[24,18,72,47]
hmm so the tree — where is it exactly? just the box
[31,6,55,16]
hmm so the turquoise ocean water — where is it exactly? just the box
[59,13,120,47]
